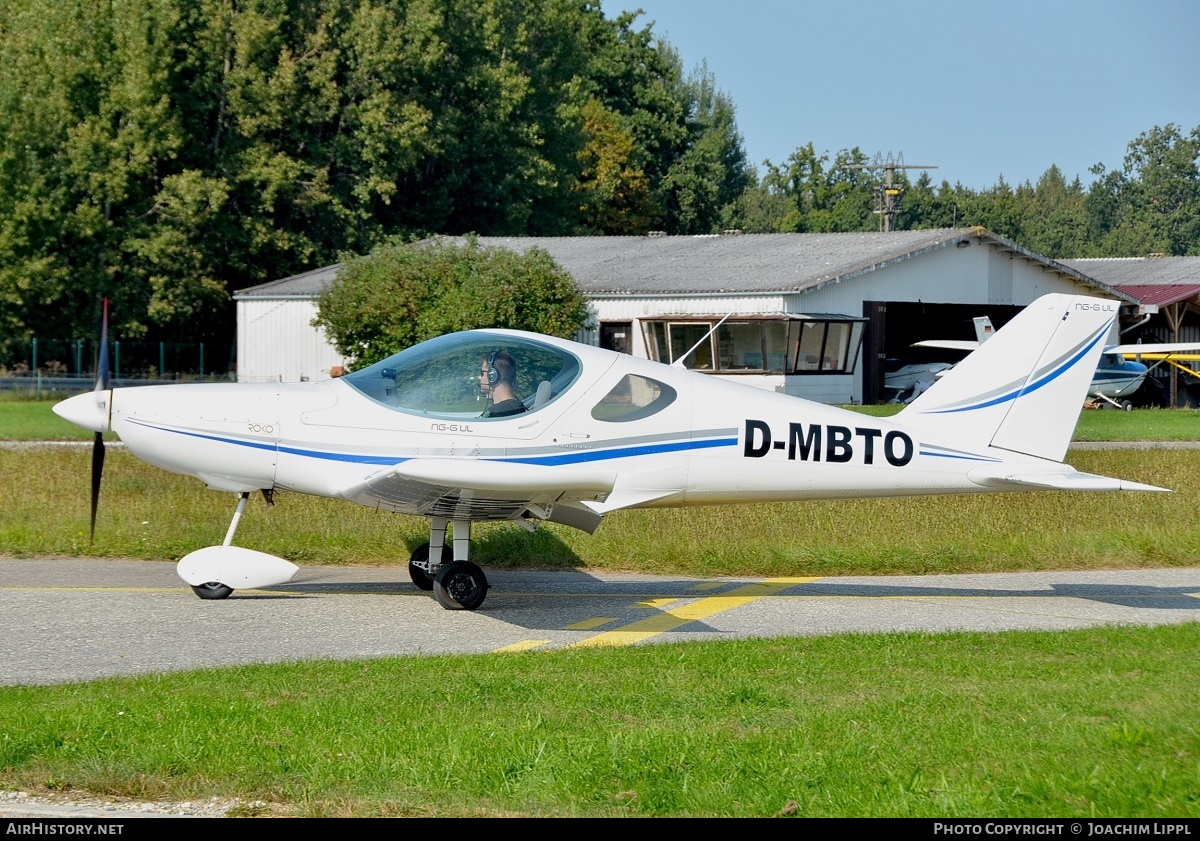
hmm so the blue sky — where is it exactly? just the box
[612,0,1200,191]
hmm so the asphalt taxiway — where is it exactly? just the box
[2,558,1198,686]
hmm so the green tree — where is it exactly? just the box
[0,0,187,347]
[751,144,876,233]
[313,237,589,368]
[0,0,762,353]
[1017,166,1091,257]
[658,63,751,234]
[1088,124,1200,256]
[572,97,659,234]
[895,174,964,230]
[718,171,792,233]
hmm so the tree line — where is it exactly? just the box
[731,124,1200,260]
[1,0,1197,353]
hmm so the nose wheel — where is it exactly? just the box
[192,581,234,600]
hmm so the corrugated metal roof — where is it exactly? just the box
[1061,257,1200,285]
[454,231,971,294]
[235,263,344,298]
[1059,257,1200,307]
[235,228,1133,301]
[1106,284,1200,307]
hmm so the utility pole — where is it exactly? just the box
[844,152,937,232]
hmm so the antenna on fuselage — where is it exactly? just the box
[672,312,732,370]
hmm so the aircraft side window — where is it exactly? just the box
[591,374,676,422]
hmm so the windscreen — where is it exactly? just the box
[342,333,582,419]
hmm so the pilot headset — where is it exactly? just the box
[485,351,501,386]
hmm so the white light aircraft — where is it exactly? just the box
[914,316,1200,409]
[55,294,1168,611]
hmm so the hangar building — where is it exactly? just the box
[234,226,1138,404]
[1060,256,1200,406]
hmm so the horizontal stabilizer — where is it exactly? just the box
[912,339,979,351]
[968,464,1169,493]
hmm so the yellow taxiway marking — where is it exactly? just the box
[634,598,680,609]
[493,639,553,653]
[565,617,617,630]
[566,577,818,649]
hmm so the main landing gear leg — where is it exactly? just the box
[430,518,489,611]
[223,492,250,547]
[409,516,452,591]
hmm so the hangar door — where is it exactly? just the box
[861,300,1023,405]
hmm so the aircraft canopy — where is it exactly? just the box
[342,332,583,420]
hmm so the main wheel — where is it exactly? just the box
[409,542,453,591]
[192,581,234,600]
[433,560,489,611]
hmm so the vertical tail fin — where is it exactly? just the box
[899,294,1116,461]
[971,315,995,343]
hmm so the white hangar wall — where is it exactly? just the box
[237,298,347,383]
[234,233,1118,398]
[584,240,1103,404]
[788,239,1084,314]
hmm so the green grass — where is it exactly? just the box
[2,447,1198,573]
[0,399,96,441]
[1072,406,1200,441]
[1,624,1197,817]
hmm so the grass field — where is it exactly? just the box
[2,446,1198,574]
[2,397,1198,817]
[0,398,97,441]
[1,625,1197,817]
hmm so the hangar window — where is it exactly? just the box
[641,315,864,375]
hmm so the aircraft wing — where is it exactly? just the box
[340,459,616,532]
[968,465,1168,493]
[911,339,980,351]
[1107,342,1200,357]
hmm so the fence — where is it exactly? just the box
[0,338,235,394]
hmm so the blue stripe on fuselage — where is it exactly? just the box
[124,418,736,468]
[501,436,738,466]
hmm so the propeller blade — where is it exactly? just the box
[90,431,105,543]
[90,298,110,544]
[96,297,111,392]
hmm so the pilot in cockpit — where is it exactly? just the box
[479,350,527,418]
